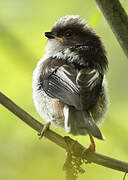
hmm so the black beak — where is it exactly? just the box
[45,32,55,39]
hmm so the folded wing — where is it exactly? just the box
[39,57,104,139]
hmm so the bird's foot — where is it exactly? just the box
[38,122,51,139]
[81,134,95,163]
[88,134,95,152]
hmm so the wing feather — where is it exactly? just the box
[39,57,103,110]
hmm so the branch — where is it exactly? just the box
[0,91,128,173]
[95,0,128,57]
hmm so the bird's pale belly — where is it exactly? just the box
[33,89,65,128]
[51,98,65,127]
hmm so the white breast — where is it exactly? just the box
[32,54,54,123]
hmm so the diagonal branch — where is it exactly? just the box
[0,91,128,173]
[95,0,128,57]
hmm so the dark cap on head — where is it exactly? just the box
[45,15,108,73]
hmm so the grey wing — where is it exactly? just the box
[40,58,104,139]
[40,58,103,110]
[76,68,103,109]
[43,64,82,110]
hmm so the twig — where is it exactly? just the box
[0,91,128,173]
[123,171,128,180]
[95,0,128,57]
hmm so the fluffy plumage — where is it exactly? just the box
[32,15,109,140]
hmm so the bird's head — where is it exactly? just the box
[45,15,108,72]
[45,15,93,52]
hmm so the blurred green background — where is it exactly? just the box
[0,0,128,179]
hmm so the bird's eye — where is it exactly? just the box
[64,29,73,38]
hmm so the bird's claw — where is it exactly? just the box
[81,134,96,163]
[38,122,51,139]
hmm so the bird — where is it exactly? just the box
[32,15,109,151]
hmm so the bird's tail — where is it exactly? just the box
[64,106,104,140]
